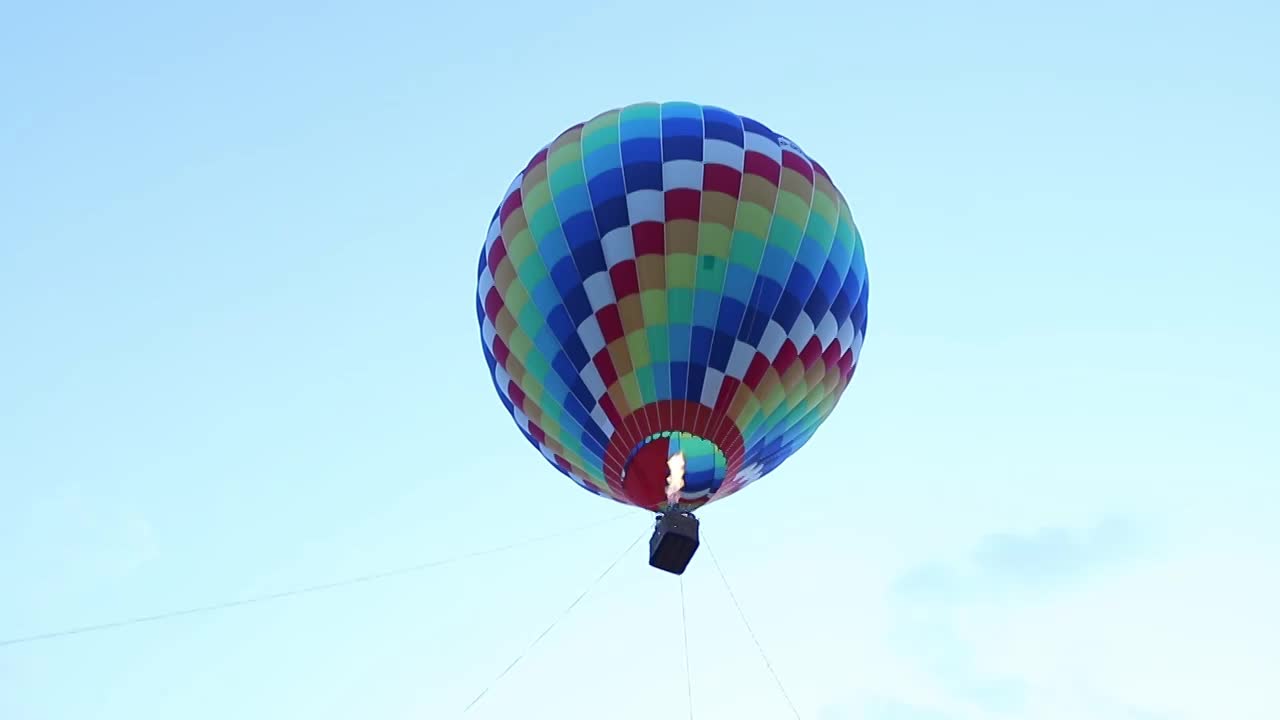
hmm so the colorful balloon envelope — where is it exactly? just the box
[476,102,868,512]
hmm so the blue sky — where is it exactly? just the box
[2,1,1277,718]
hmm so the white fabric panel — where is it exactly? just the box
[699,367,726,407]
[759,320,788,361]
[601,227,636,267]
[577,314,607,357]
[703,139,745,171]
[662,159,703,191]
[625,189,665,223]
[815,312,839,349]
[725,340,756,380]
[583,271,616,310]
[743,132,781,162]
[786,312,815,350]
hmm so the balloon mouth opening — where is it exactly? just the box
[620,431,727,507]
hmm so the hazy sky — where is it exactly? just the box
[2,1,1277,719]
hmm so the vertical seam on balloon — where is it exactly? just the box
[505,159,578,476]
[740,143,819,446]
[772,184,858,462]
[675,104,706,501]
[703,110,766,488]
[487,178,599,487]
[548,128,612,482]
[597,108,637,479]
[680,107,705,440]
[554,126,627,491]
[619,104,657,437]
[739,147,808,475]
[763,200,866,464]
[686,104,744,499]
[655,102,673,437]
[696,107,748,502]
[583,109,637,479]
[788,204,870,440]
[776,196,861,453]
[677,104,705,445]
[578,110,622,445]
[751,147,824,454]
[510,216,601,485]
[482,180,563,462]
[498,239,573,468]
[704,116,784,496]
[613,104,651,481]
[522,132,608,489]
[660,102,679,442]
[701,109,757,457]
[701,126,778,466]
[618,104,677,495]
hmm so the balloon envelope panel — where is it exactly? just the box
[476,102,868,510]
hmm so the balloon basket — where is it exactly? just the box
[649,511,700,575]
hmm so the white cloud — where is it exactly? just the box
[954,541,1280,719]
[876,520,1280,720]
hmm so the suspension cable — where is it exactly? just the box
[704,535,802,719]
[462,525,648,713]
[0,510,638,649]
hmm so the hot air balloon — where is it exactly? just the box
[475,102,868,574]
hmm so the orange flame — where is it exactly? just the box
[664,451,686,507]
